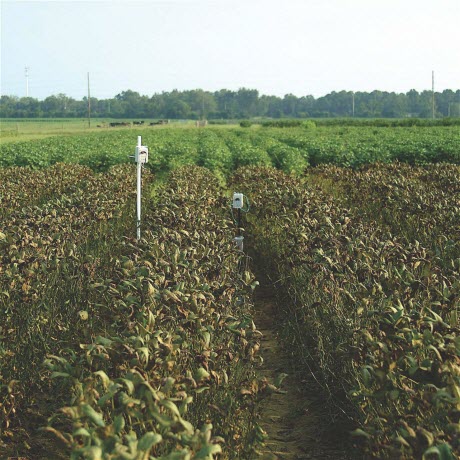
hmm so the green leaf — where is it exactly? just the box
[178,417,194,434]
[137,432,162,451]
[201,331,211,347]
[117,378,135,395]
[450,309,458,327]
[274,373,288,388]
[360,367,372,387]
[94,370,110,389]
[395,435,410,447]
[194,444,222,458]
[195,367,210,382]
[423,444,454,460]
[79,446,102,460]
[80,404,105,427]
[194,386,210,394]
[137,346,149,364]
[160,399,181,418]
[95,336,113,347]
[50,372,70,379]
[113,414,125,434]
[152,412,173,428]
[350,428,371,439]
[73,427,91,437]
[418,427,435,447]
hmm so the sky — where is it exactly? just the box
[1,0,459,100]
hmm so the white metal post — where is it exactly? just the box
[131,135,148,240]
[136,135,142,240]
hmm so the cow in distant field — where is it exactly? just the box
[133,121,144,125]
[109,122,131,127]
[149,119,169,126]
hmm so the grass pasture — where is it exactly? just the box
[0,118,196,144]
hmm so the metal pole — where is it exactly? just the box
[238,208,243,251]
[137,135,142,240]
[236,201,244,252]
[432,70,435,119]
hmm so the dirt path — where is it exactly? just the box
[254,281,352,460]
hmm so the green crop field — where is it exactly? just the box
[0,124,459,459]
[1,124,459,170]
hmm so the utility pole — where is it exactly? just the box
[25,67,29,97]
[352,92,355,117]
[87,72,91,128]
[432,70,435,119]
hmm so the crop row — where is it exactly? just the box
[42,166,261,459]
[0,129,200,171]
[0,162,94,217]
[1,165,262,459]
[1,165,150,448]
[240,130,308,174]
[1,126,458,173]
[310,162,460,257]
[273,126,460,166]
[230,165,459,458]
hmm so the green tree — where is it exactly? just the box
[236,88,259,118]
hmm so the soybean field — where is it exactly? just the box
[0,124,459,459]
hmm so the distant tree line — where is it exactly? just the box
[1,88,459,119]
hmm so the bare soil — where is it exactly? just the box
[254,281,353,460]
